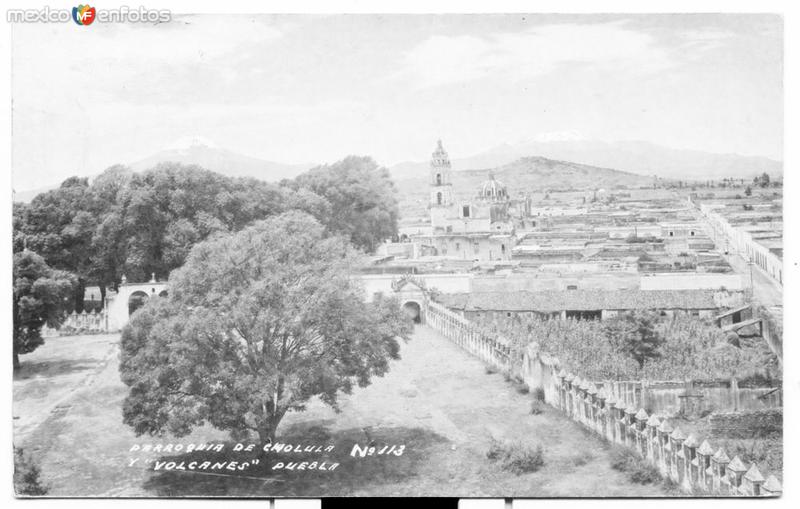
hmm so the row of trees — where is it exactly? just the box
[13,156,401,366]
[13,157,399,312]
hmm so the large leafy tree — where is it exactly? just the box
[14,178,98,311]
[119,211,411,443]
[87,165,134,303]
[115,163,327,282]
[13,251,77,369]
[290,156,399,253]
[602,311,664,369]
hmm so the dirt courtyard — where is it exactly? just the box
[13,326,666,497]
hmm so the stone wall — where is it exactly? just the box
[603,380,782,416]
[60,309,108,334]
[424,299,513,372]
[522,350,782,496]
[423,304,782,497]
[710,410,782,439]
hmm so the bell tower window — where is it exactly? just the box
[436,173,442,185]
[462,205,470,217]
[437,192,443,205]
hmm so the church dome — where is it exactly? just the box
[479,173,508,201]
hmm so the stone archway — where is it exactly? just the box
[402,301,422,324]
[390,274,429,325]
[127,291,149,316]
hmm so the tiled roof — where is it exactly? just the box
[436,289,719,313]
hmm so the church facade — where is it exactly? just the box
[414,140,519,262]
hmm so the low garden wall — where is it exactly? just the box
[424,299,512,371]
[42,309,109,337]
[602,379,782,416]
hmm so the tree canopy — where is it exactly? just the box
[119,211,411,443]
[602,311,664,369]
[13,251,77,369]
[14,158,397,309]
[289,156,399,252]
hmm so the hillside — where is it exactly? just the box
[389,139,782,182]
[458,156,654,191]
[395,156,656,220]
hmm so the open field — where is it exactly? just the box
[13,328,667,497]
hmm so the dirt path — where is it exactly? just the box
[277,324,667,497]
[13,334,121,441]
[14,326,667,497]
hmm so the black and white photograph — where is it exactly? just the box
[4,1,795,503]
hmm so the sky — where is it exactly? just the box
[11,13,783,191]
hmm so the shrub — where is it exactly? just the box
[530,401,544,415]
[610,446,634,471]
[503,444,545,474]
[485,366,498,375]
[532,387,546,402]
[628,461,661,484]
[14,448,48,496]
[516,384,529,395]
[609,446,661,484]
[486,438,511,461]
[486,440,545,474]
[570,450,594,467]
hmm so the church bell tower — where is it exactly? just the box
[430,139,453,208]
[429,139,454,231]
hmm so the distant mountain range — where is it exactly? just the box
[13,137,313,202]
[13,137,782,203]
[129,137,313,182]
[389,139,782,182]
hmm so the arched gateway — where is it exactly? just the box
[402,301,422,323]
[390,274,428,325]
[105,274,169,331]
